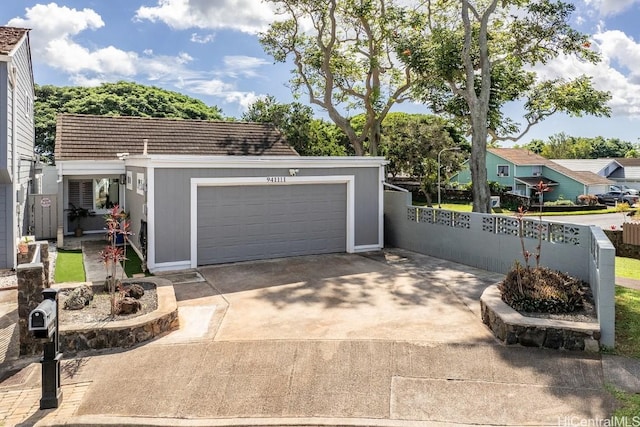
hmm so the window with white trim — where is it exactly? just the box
[69,178,120,212]
[497,165,510,177]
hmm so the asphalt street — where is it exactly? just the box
[540,212,630,229]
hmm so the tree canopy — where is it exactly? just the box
[242,95,350,156]
[393,0,611,212]
[35,81,223,161]
[259,0,412,156]
[378,112,467,204]
[521,133,639,159]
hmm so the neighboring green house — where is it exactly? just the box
[452,148,613,202]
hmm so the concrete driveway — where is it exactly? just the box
[197,250,502,343]
[1,249,619,426]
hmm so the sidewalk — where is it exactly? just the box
[616,276,640,291]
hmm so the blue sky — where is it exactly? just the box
[2,0,640,146]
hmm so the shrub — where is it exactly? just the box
[498,180,589,314]
[577,194,599,206]
[498,263,587,313]
[543,199,574,206]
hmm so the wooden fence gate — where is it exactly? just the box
[623,222,640,245]
[29,194,58,240]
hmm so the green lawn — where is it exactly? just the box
[613,286,640,359]
[608,385,640,419]
[121,247,151,277]
[616,257,640,280]
[413,201,619,216]
[413,202,476,212]
[55,246,149,283]
[527,208,615,216]
[608,286,640,417]
[53,249,85,283]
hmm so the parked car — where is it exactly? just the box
[596,191,639,206]
[610,185,639,196]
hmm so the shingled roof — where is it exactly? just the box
[488,148,613,186]
[54,114,299,161]
[0,27,29,56]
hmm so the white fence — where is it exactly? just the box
[384,191,616,347]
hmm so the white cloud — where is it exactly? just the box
[223,56,270,78]
[69,74,108,87]
[134,0,277,34]
[6,2,270,113]
[224,91,261,110]
[182,79,235,95]
[190,32,215,44]
[531,29,640,117]
[583,0,640,16]
[8,2,104,48]
[177,52,194,65]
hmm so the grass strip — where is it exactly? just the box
[53,249,85,283]
[120,247,151,277]
[616,257,640,280]
[612,286,640,359]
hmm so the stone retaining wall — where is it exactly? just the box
[480,285,600,352]
[603,229,640,260]
[17,241,50,356]
[56,277,179,353]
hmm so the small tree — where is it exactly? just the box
[100,205,131,316]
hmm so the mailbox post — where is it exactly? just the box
[28,288,63,409]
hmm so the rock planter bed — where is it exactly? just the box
[480,285,600,352]
[53,277,179,353]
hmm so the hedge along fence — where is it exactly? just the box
[384,190,616,348]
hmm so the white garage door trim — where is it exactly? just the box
[190,175,355,268]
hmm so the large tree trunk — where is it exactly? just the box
[469,114,491,213]
[369,120,382,156]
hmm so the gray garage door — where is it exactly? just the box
[197,184,347,265]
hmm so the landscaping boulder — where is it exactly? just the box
[63,285,94,310]
[118,297,141,315]
[125,283,145,299]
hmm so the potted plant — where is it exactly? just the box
[65,203,95,237]
[17,236,29,255]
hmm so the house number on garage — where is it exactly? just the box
[266,176,286,183]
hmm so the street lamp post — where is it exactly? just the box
[437,147,461,208]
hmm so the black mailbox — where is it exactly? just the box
[30,288,63,409]
[29,298,57,339]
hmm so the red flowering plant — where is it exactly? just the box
[100,205,131,316]
[499,181,588,314]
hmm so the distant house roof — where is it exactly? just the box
[613,158,640,167]
[550,158,622,176]
[488,148,613,186]
[54,114,299,161]
[488,148,548,166]
[609,158,640,180]
[0,26,29,56]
